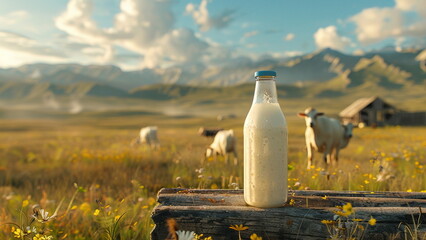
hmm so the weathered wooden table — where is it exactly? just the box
[151,188,426,240]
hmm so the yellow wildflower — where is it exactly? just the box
[12,227,25,238]
[250,233,263,240]
[194,233,204,240]
[22,200,29,208]
[79,202,91,214]
[33,233,53,240]
[229,224,249,231]
[289,199,295,206]
[368,217,377,226]
[148,197,156,205]
[321,220,335,225]
[342,202,355,215]
[334,210,350,217]
[93,209,100,216]
[321,195,328,200]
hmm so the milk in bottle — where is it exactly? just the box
[243,71,288,208]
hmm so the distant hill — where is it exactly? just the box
[0,82,130,100]
[0,47,425,116]
[0,64,162,91]
[0,48,425,91]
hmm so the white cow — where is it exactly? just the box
[298,108,353,169]
[205,129,238,165]
[131,126,160,149]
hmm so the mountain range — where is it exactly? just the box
[0,48,425,101]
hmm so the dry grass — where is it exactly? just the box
[0,111,425,239]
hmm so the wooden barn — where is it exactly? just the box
[339,96,426,127]
[416,49,426,72]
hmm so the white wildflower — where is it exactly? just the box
[176,230,196,240]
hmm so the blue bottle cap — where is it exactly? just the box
[254,71,277,77]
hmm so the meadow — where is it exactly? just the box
[0,101,425,239]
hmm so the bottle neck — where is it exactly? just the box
[252,77,278,105]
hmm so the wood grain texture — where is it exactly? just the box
[151,188,426,240]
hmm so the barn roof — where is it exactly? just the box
[339,96,378,117]
[416,49,426,61]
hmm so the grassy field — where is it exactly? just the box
[0,99,425,239]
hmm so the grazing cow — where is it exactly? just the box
[217,114,237,121]
[198,127,223,137]
[131,126,160,149]
[298,108,354,169]
[205,129,238,165]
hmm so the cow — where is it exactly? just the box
[298,108,354,169]
[205,129,238,165]
[217,114,237,121]
[198,127,223,137]
[131,126,160,149]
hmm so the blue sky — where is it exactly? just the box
[0,0,425,70]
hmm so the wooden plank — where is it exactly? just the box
[158,188,426,199]
[158,191,426,208]
[151,188,426,240]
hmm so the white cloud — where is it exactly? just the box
[54,0,212,68]
[81,46,104,56]
[314,26,351,50]
[55,0,116,45]
[0,31,65,58]
[284,33,295,41]
[396,0,426,17]
[350,7,403,45]
[283,51,303,57]
[185,0,234,32]
[349,0,426,46]
[0,49,56,68]
[0,10,28,26]
[143,29,208,68]
[112,0,175,49]
[267,51,304,59]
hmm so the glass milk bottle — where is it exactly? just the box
[243,70,288,208]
